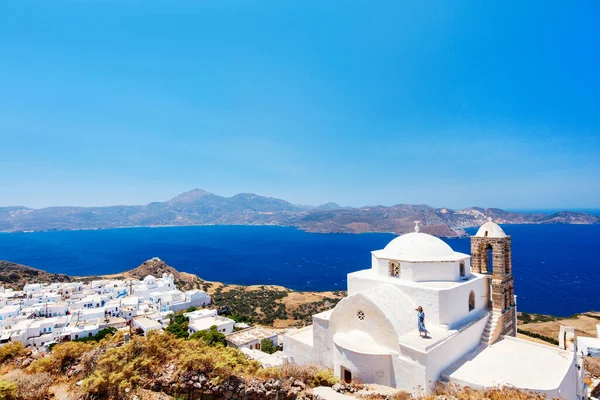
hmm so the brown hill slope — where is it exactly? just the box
[117,257,204,291]
[0,260,71,290]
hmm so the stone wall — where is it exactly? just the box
[151,367,313,400]
[470,236,516,338]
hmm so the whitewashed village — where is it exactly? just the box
[1,222,599,399]
[0,264,285,361]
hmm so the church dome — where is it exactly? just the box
[382,232,455,261]
[475,220,507,238]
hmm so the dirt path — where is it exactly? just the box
[49,383,76,400]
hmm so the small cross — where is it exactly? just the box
[487,217,493,222]
[414,221,420,233]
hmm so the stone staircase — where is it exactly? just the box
[480,310,501,345]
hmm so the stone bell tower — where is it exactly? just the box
[470,218,516,337]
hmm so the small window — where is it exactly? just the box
[388,261,400,278]
[469,291,475,311]
[357,311,365,321]
[459,262,466,278]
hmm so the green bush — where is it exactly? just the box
[260,338,277,354]
[189,325,227,347]
[165,313,189,339]
[518,312,532,323]
[517,329,559,345]
[75,327,117,343]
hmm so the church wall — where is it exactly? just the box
[283,330,313,366]
[347,273,442,326]
[391,355,427,394]
[423,315,488,394]
[329,295,402,349]
[438,276,488,328]
[403,261,460,282]
[312,314,334,368]
[333,346,394,387]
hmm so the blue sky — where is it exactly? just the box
[1,1,599,210]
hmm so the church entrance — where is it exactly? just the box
[342,367,352,383]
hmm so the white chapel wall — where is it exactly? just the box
[437,276,489,328]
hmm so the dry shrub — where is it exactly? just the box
[586,356,600,378]
[0,380,17,400]
[4,370,52,400]
[82,331,261,399]
[0,342,26,364]
[389,391,412,400]
[427,382,545,400]
[27,341,94,374]
[257,363,338,387]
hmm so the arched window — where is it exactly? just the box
[459,262,466,278]
[469,290,475,311]
[486,244,494,273]
[504,242,510,276]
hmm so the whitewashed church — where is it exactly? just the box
[283,221,586,399]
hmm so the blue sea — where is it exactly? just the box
[0,225,598,317]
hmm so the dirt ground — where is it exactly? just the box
[518,314,599,340]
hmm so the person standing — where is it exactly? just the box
[416,306,428,337]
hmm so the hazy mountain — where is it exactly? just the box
[0,189,598,236]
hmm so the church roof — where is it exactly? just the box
[373,232,466,262]
[474,220,507,238]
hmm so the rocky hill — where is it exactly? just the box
[116,257,204,291]
[1,189,598,235]
[0,260,71,290]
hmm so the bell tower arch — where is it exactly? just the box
[470,218,516,337]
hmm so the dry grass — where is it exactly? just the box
[4,370,52,400]
[518,314,599,342]
[586,356,600,378]
[257,363,338,387]
[423,382,546,400]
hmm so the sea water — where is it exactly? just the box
[0,224,598,316]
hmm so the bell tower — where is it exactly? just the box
[470,218,516,337]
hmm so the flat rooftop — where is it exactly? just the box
[226,326,280,346]
[189,316,232,332]
[444,337,573,391]
[285,325,314,346]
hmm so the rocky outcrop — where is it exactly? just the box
[148,365,314,400]
[120,258,203,291]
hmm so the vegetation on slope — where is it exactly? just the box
[0,260,71,290]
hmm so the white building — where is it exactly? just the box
[227,326,280,350]
[188,316,235,335]
[283,221,585,399]
[133,317,163,337]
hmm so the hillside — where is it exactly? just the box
[0,260,71,290]
[1,189,598,235]
[0,258,342,327]
[114,257,205,292]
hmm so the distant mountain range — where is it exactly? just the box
[1,189,598,237]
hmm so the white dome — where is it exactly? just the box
[143,275,156,283]
[381,232,456,261]
[475,221,507,238]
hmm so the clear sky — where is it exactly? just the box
[1,1,599,210]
